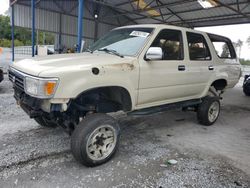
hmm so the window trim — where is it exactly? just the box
[186,31,212,61]
[208,33,236,59]
[144,29,184,61]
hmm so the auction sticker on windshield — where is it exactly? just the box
[130,31,150,38]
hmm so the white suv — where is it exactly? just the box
[9,24,241,166]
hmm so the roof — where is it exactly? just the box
[11,0,250,28]
[114,24,204,33]
[113,24,231,39]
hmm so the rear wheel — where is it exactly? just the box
[197,97,220,126]
[71,113,120,167]
[34,116,58,128]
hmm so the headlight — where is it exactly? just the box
[25,76,59,98]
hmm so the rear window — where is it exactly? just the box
[187,32,211,61]
[208,34,236,59]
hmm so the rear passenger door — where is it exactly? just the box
[185,32,214,97]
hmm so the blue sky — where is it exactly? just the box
[1,0,249,59]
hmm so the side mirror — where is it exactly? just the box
[145,47,163,60]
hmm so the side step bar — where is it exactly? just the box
[128,99,202,116]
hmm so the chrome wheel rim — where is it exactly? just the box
[86,125,117,161]
[208,101,220,123]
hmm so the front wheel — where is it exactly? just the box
[197,97,220,126]
[71,113,120,167]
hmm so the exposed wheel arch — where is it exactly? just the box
[211,79,227,91]
[71,86,132,113]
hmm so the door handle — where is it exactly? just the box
[178,65,185,71]
[208,65,214,70]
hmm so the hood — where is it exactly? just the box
[11,52,136,77]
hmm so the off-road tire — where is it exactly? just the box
[71,113,120,167]
[34,116,58,128]
[197,97,220,126]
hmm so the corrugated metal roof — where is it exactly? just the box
[11,0,250,49]
[97,0,249,27]
[13,0,250,27]
[91,0,250,27]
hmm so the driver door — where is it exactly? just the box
[137,29,199,108]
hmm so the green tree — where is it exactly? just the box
[0,15,55,47]
[0,15,11,40]
[235,39,243,58]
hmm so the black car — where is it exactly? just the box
[243,74,250,96]
[0,67,3,83]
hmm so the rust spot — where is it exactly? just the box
[105,63,135,71]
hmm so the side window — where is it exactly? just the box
[150,29,183,60]
[208,34,236,59]
[187,32,211,61]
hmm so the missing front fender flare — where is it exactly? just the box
[71,102,96,112]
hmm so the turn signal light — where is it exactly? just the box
[44,81,57,96]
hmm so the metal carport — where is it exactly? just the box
[9,0,250,61]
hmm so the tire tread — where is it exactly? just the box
[71,113,120,167]
[197,97,220,126]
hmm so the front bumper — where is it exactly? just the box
[8,68,43,117]
[9,68,68,117]
[14,87,44,118]
[14,87,66,118]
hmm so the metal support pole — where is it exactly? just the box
[59,13,62,53]
[36,29,39,47]
[11,5,15,62]
[31,0,35,57]
[77,0,84,53]
[43,32,45,45]
[94,19,98,42]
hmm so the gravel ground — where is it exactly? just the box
[0,63,250,187]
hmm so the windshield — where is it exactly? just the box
[89,27,154,56]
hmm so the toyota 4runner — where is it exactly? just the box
[9,24,241,167]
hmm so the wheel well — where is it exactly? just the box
[71,86,132,113]
[211,79,227,91]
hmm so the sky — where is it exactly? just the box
[0,0,249,59]
[0,0,9,15]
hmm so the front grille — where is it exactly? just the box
[8,69,25,91]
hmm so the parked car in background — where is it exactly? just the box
[9,24,241,167]
[0,67,3,83]
[243,74,250,96]
[47,46,55,55]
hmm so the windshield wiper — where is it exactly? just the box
[98,48,124,58]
